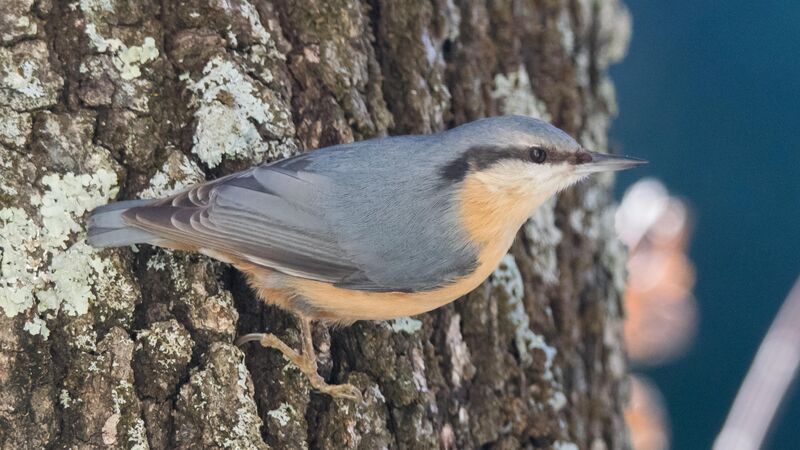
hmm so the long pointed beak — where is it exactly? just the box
[576,151,648,174]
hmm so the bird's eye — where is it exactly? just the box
[529,147,547,164]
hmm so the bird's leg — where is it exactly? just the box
[237,318,362,402]
[298,316,316,364]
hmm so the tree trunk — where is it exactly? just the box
[0,0,632,448]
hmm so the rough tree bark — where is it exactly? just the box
[0,0,631,448]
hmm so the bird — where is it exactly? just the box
[87,115,645,401]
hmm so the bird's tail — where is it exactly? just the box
[86,199,157,248]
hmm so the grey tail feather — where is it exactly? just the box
[86,199,156,248]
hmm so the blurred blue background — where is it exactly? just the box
[610,0,800,448]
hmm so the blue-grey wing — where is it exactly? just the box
[123,145,476,292]
[122,157,365,284]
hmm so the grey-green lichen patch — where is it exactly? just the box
[38,171,117,249]
[265,403,295,428]
[59,388,73,409]
[63,320,100,353]
[0,40,63,111]
[84,24,159,80]
[39,237,115,315]
[139,150,205,199]
[236,0,284,59]
[79,0,159,81]
[0,171,116,316]
[36,176,121,309]
[0,147,24,201]
[23,315,50,338]
[0,0,38,44]
[78,55,154,112]
[491,254,556,379]
[90,249,139,328]
[0,168,138,338]
[491,253,570,437]
[145,248,180,278]
[523,198,563,285]
[492,65,552,121]
[185,56,294,167]
[174,343,268,450]
[228,0,285,84]
[0,106,31,149]
[134,319,194,400]
[77,0,115,18]
[127,418,148,450]
[0,207,38,317]
[389,317,423,334]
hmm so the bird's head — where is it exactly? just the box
[438,116,645,245]
[440,115,645,204]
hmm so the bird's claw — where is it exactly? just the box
[235,332,266,347]
[237,331,363,402]
[314,382,363,403]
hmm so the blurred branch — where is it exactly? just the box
[714,275,800,450]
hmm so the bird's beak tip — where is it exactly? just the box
[579,151,648,173]
[622,156,649,167]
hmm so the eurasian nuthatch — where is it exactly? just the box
[88,115,645,400]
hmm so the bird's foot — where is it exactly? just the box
[310,376,363,401]
[236,332,363,402]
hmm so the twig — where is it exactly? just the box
[714,275,800,450]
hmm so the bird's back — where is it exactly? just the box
[282,135,479,291]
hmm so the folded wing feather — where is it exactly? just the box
[123,162,367,285]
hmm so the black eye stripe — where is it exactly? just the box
[439,145,572,182]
